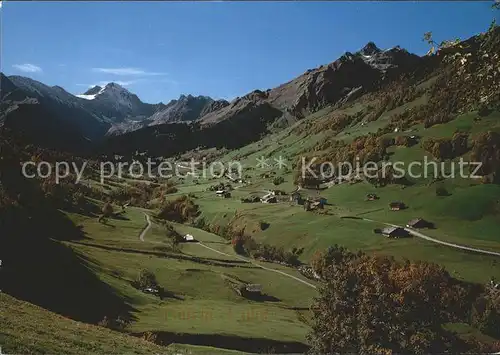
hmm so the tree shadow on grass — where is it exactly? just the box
[203,241,230,245]
[245,293,280,302]
[112,212,131,221]
[160,288,184,301]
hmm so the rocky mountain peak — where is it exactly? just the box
[360,42,381,56]
[103,82,132,95]
[83,86,102,96]
[145,94,221,126]
[105,82,123,89]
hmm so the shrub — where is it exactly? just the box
[478,104,493,117]
[102,202,114,217]
[470,288,500,338]
[157,195,199,223]
[394,135,417,147]
[231,235,253,255]
[97,315,129,331]
[142,331,158,343]
[134,269,158,290]
[164,185,178,194]
[435,185,449,196]
[71,192,86,207]
[470,131,500,181]
[193,217,207,229]
[273,176,285,185]
[231,236,302,266]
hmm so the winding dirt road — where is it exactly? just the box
[138,213,317,289]
[196,242,317,289]
[139,213,152,242]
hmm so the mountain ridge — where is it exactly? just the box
[0,39,450,152]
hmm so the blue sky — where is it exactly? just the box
[2,1,498,104]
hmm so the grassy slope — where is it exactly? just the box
[2,194,313,354]
[0,293,168,355]
[1,291,246,355]
[192,105,500,284]
[63,207,315,349]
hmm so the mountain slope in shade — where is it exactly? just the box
[98,42,421,136]
[148,94,229,125]
[101,40,431,157]
[106,94,228,135]
[3,76,109,146]
[83,85,103,96]
[1,40,423,151]
[193,41,421,131]
[264,41,421,119]
[105,41,421,136]
[76,82,166,123]
[1,77,169,147]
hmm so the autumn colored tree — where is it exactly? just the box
[423,32,439,55]
[102,202,114,217]
[231,235,250,255]
[451,132,469,157]
[134,269,158,290]
[470,131,500,182]
[98,202,114,223]
[310,245,355,278]
[470,285,500,338]
[157,195,199,223]
[308,250,472,354]
[394,135,411,147]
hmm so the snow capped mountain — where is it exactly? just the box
[76,85,103,100]
[84,85,103,96]
[354,42,420,74]
[3,75,210,138]
[97,83,141,110]
[359,42,381,57]
[76,82,161,123]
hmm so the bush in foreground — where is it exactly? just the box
[308,245,482,354]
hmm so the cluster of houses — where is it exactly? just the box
[208,182,233,192]
[224,172,247,184]
[238,189,329,210]
[259,190,286,203]
[209,182,233,198]
[290,191,327,211]
[261,193,277,203]
[302,172,364,190]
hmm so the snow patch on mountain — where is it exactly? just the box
[76,94,97,100]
